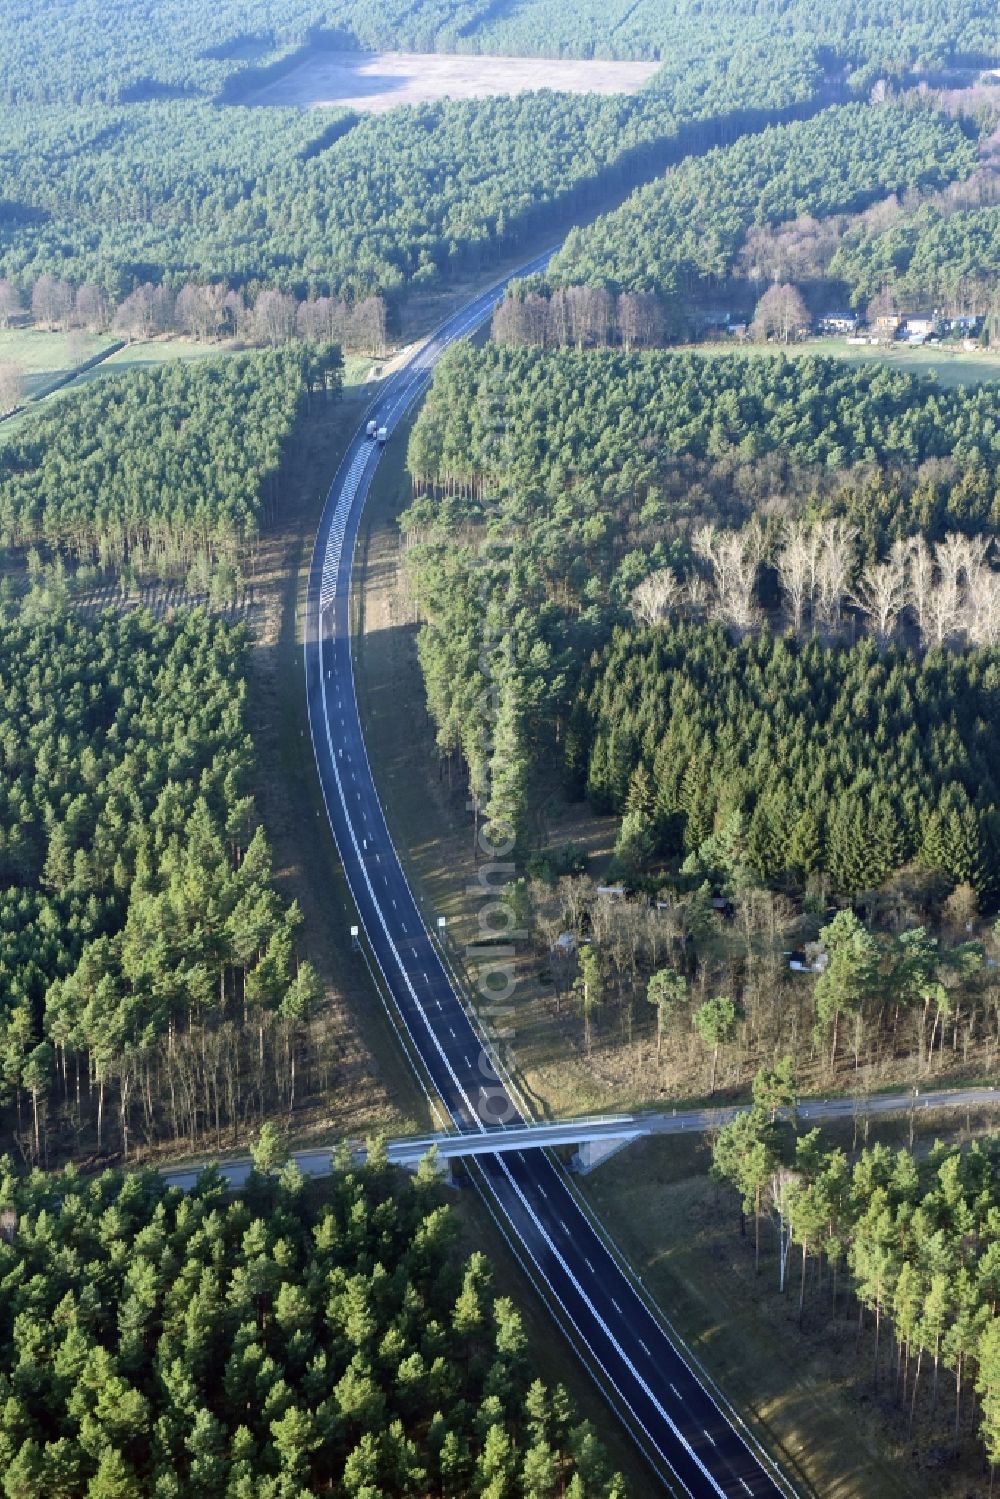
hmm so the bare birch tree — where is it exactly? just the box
[31,275,73,330]
[907,535,935,644]
[0,360,23,415]
[629,567,684,627]
[74,284,109,333]
[775,519,821,635]
[350,295,387,356]
[851,538,909,645]
[965,559,1000,646]
[814,518,857,635]
[0,279,23,328]
[684,572,712,622]
[617,291,664,350]
[920,533,988,648]
[694,519,767,634]
[251,289,297,346]
[750,283,810,343]
[175,283,226,341]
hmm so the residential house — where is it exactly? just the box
[820,312,860,334]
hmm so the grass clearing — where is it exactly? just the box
[79,336,231,381]
[686,336,1000,388]
[245,48,660,112]
[0,325,116,398]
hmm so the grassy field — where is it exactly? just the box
[689,335,1000,388]
[246,47,659,112]
[0,325,116,398]
[0,334,379,450]
[579,1111,1000,1499]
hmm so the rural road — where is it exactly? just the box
[644,1082,1000,1134]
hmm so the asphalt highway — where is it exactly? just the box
[303,257,794,1498]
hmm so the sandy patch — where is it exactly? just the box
[245,49,660,111]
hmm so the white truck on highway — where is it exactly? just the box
[377,425,388,444]
[366,419,378,439]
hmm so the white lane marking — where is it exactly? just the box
[740,1483,753,1496]
[494,1154,727,1498]
[702,1430,716,1447]
[558,1219,568,1233]
[448,1028,455,1039]
[611,1298,622,1314]
[638,1339,651,1356]
[584,1258,595,1272]
[391,898,397,908]
[670,1384,682,1400]
[315,640,494,1138]
[310,266,760,1497]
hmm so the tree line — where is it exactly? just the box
[633,519,1000,649]
[404,341,1000,864]
[5,0,998,107]
[531,102,979,315]
[0,607,325,1167]
[713,1101,1000,1472]
[0,79,836,308]
[576,622,1000,899]
[0,343,339,589]
[492,285,667,352]
[0,1147,624,1496]
[1,274,388,357]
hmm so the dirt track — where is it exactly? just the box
[246,49,660,112]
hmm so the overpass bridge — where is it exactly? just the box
[161,1113,648,1192]
[160,1083,1000,1194]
